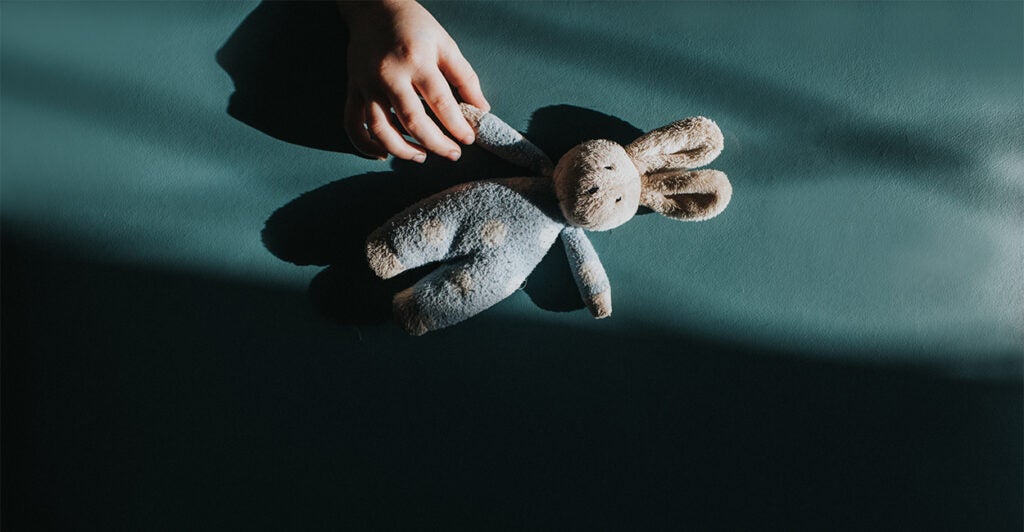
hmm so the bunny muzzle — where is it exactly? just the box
[552,140,643,231]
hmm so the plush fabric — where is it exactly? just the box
[464,104,554,177]
[367,177,566,335]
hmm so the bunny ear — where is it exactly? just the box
[626,117,724,174]
[640,169,732,221]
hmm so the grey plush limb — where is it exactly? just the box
[365,198,460,280]
[460,103,554,177]
[393,250,526,335]
[560,226,612,318]
[367,179,567,334]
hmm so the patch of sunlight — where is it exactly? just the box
[602,173,1022,361]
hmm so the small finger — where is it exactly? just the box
[440,50,490,112]
[415,71,475,145]
[390,85,462,161]
[344,90,386,159]
[367,99,426,162]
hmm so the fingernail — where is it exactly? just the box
[447,150,461,161]
[412,153,426,163]
[463,134,475,145]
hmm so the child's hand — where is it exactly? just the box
[339,0,490,162]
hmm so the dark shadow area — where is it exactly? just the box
[216,1,359,155]
[3,230,1021,530]
[262,104,648,321]
[526,104,644,162]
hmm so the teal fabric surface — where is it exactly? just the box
[3,1,1021,529]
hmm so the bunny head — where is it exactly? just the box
[551,117,732,231]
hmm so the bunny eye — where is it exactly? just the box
[615,196,623,203]
[604,165,614,170]
[587,186,600,195]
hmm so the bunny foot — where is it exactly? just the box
[366,239,404,279]
[393,287,430,336]
[586,291,612,319]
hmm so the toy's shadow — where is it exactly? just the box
[220,1,646,325]
[262,106,644,324]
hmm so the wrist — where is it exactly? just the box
[336,0,414,21]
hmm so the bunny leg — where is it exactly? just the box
[392,252,525,335]
[366,216,459,279]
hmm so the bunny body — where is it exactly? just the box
[367,104,730,335]
[367,176,609,335]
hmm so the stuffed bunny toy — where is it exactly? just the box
[366,104,732,335]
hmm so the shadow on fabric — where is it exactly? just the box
[216,1,359,155]
[3,234,1021,530]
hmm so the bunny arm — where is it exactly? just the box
[460,103,554,177]
[560,226,612,318]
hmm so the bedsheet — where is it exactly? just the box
[3,2,1021,528]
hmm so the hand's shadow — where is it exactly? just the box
[220,2,645,324]
[216,1,361,155]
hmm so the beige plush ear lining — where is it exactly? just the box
[640,169,732,221]
[626,117,724,173]
[661,191,724,220]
